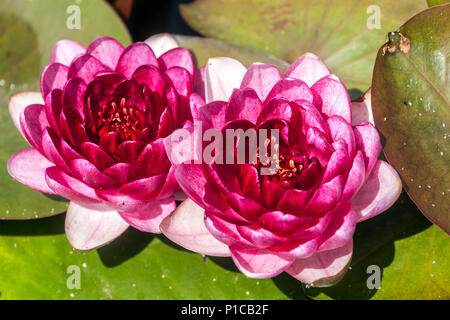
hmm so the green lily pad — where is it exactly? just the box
[175,35,290,71]
[179,0,428,97]
[0,215,305,299]
[371,4,450,233]
[0,192,447,299]
[0,0,131,219]
[304,193,449,299]
[427,0,449,7]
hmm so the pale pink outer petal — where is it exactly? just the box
[45,166,102,205]
[145,33,179,58]
[119,197,176,233]
[7,148,55,194]
[230,247,294,279]
[351,89,374,126]
[284,52,330,86]
[311,74,352,123]
[8,92,43,137]
[205,57,247,103]
[353,122,382,178]
[65,201,129,252]
[286,240,353,287]
[317,204,356,252]
[164,126,197,166]
[240,63,282,101]
[352,160,402,222]
[86,37,125,70]
[19,104,49,153]
[50,40,86,66]
[160,199,231,256]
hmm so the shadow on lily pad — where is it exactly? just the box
[299,192,431,300]
[98,228,155,268]
[0,213,65,236]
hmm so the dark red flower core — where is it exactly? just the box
[249,127,323,191]
[264,153,308,189]
[82,78,173,151]
[94,97,148,143]
[258,149,321,191]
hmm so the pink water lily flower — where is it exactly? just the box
[7,34,195,251]
[162,54,402,286]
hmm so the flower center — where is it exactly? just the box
[257,138,308,189]
[265,153,308,189]
[96,98,146,142]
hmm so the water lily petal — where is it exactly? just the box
[96,189,151,212]
[226,88,263,124]
[119,197,176,233]
[306,127,333,167]
[164,126,197,166]
[67,54,108,83]
[351,89,374,126]
[41,63,69,98]
[199,100,228,130]
[160,199,231,256]
[277,188,314,213]
[261,181,285,209]
[205,57,246,103]
[240,63,282,102]
[115,42,158,78]
[225,192,268,221]
[80,142,117,171]
[353,122,382,177]
[132,65,166,100]
[352,160,402,222]
[287,240,353,287]
[265,78,313,104]
[45,166,101,204]
[102,163,147,185]
[327,115,355,158]
[145,33,179,58]
[312,74,352,123]
[119,173,167,199]
[86,36,124,70]
[317,203,356,252]
[156,167,179,199]
[62,77,87,120]
[50,40,86,66]
[41,128,71,173]
[236,224,289,248]
[9,91,43,137]
[65,201,128,252]
[159,47,195,76]
[304,175,345,215]
[174,164,207,207]
[69,159,119,190]
[193,67,206,100]
[7,148,55,194]
[165,66,192,102]
[257,98,291,124]
[284,53,330,86]
[322,143,350,183]
[230,247,294,279]
[270,238,318,260]
[258,211,304,236]
[20,103,49,153]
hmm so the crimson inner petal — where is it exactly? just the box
[221,125,324,191]
[84,80,155,146]
[95,97,147,142]
[257,142,321,190]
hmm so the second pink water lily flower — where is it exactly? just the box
[162,54,402,286]
[8,34,195,251]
